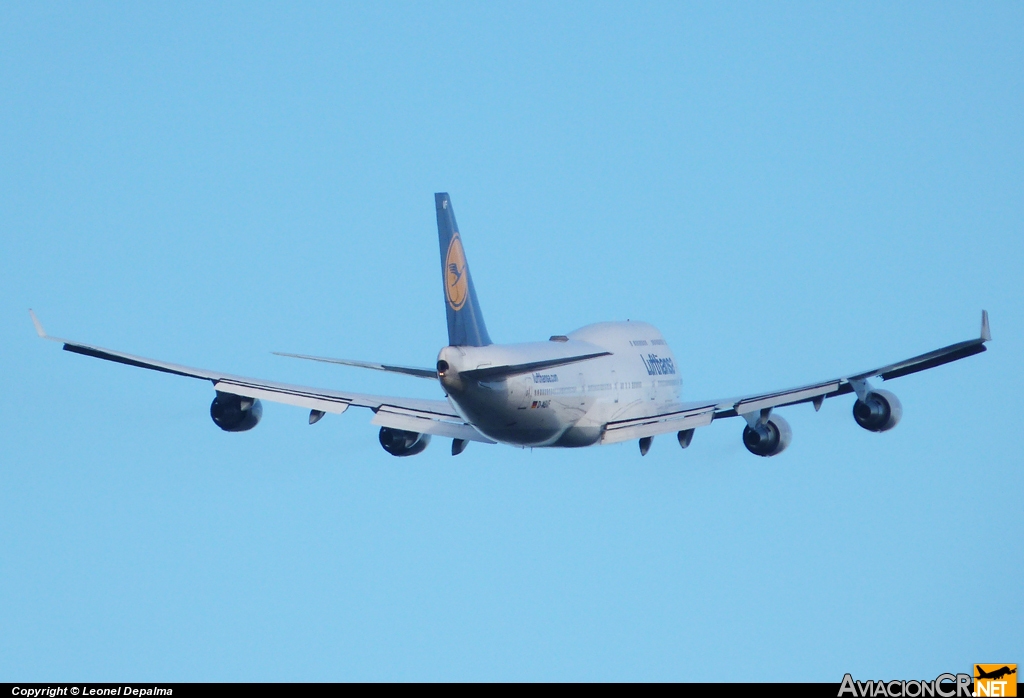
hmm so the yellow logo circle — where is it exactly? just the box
[445,235,469,311]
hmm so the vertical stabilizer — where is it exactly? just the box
[435,193,492,346]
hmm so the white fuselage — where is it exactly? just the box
[437,321,682,447]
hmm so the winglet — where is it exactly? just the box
[29,309,47,339]
[981,310,991,342]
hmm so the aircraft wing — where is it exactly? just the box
[601,403,716,445]
[30,312,496,444]
[602,311,990,443]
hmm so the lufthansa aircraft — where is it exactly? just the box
[31,193,991,457]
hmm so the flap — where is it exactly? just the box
[372,407,496,443]
[601,406,715,445]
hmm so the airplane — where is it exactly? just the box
[975,666,1016,681]
[30,192,991,458]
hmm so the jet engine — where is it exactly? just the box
[742,414,792,457]
[852,389,902,432]
[210,392,263,432]
[379,427,431,457]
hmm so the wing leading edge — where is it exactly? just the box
[29,311,495,444]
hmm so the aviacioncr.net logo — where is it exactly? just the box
[974,665,1017,697]
[839,673,974,698]
[445,234,468,311]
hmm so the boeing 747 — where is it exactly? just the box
[31,193,991,457]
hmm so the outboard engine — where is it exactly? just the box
[210,392,263,432]
[852,389,902,432]
[379,427,431,457]
[742,414,792,457]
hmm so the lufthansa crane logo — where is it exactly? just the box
[445,234,469,311]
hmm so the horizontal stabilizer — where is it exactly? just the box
[460,351,611,381]
[274,352,437,379]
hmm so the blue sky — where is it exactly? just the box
[1,2,1021,681]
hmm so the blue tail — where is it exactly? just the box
[435,193,491,347]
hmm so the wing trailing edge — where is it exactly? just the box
[601,405,715,445]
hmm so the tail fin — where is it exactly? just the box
[435,193,491,346]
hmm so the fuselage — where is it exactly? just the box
[437,321,682,447]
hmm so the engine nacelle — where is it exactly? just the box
[742,414,792,457]
[210,392,263,432]
[853,389,902,432]
[379,427,431,457]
